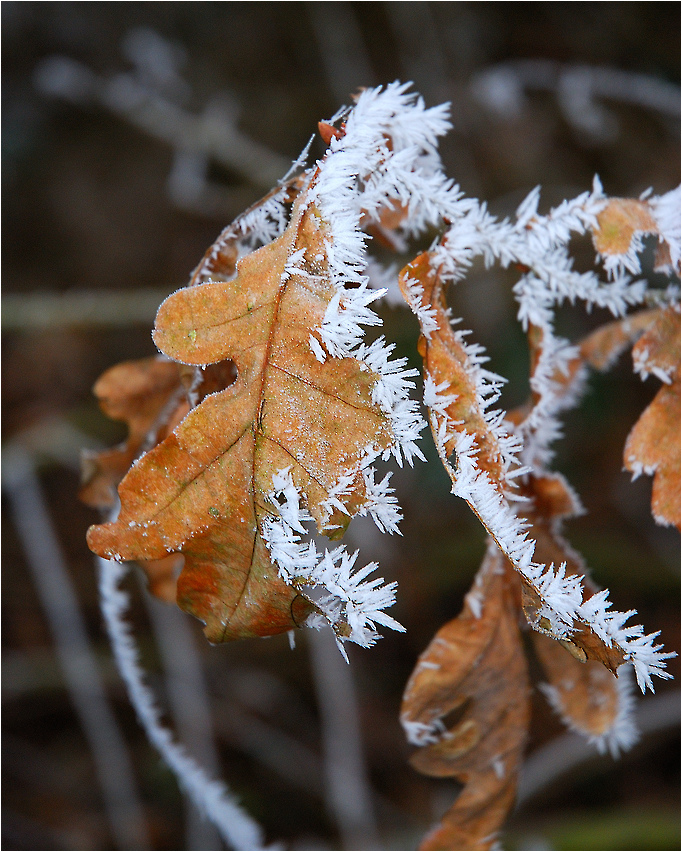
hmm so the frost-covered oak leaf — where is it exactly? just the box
[401,546,530,851]
[624,307,681,530]
[87,192,398,642]
[399,252,511,485]
[401,250,674,694]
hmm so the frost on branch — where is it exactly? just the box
[398,181,678,695]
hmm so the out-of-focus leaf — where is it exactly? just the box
[533,632,622,744]
[593,198,658,256]
[624,307,681,530]
[401,547,530,851]
[79,357,188,510]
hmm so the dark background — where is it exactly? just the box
[3,3,680,850]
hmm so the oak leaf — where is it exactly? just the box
[624,307,681,530]
[592,198,658,257]
[401,546,530,851]
[87,192,398,643]
[79,356,188,511]
[398,251,632,671]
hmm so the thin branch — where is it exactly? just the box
[143,591,224,850]
[96,548,266,851]
[308,627,380,850]
[2,289,169,331]
[2,446,150,851]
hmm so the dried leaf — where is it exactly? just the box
[624,308,681,529]
[518,473,626,675]
[401,547,530,851]
[79,356,188,510]
[399,252,507,484]
[87,193,396,642]
[532,631,625,750]
[593,198,658,256]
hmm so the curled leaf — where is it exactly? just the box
[401,547,530,851]
[532,631,637,758]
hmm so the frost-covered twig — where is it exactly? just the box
[97,549,266,851]
[3,448,149,851]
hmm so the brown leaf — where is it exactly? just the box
[400,251,633,678]
[593,198,658,256]
[87,193,396,642]
[399,252,507,484]
[624,308,681,530]
[532,631,623,745]
[80,357,188,510]
[401,547,530,850]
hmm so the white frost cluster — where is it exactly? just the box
[304,82,471,466]
[261,469,404,656]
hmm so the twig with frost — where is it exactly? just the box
[3,447,149,851]
[97,545,266,851]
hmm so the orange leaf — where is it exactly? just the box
[399,252,508,484]
[532,631,629,754]
[624,308,681,530]
[80,356,188,510]
[401,547,530,850]
[87,194,397,642]
[593,198,658,256]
